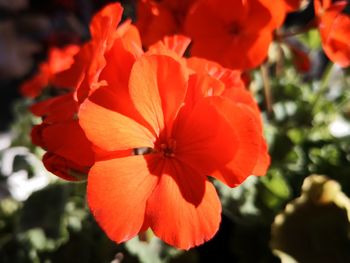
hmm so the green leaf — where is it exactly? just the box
[125,233,183,263]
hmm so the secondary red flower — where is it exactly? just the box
[28,3,140,180]
[20,45,79,98]
[315,0,350,67]
[79,53,266,249]
[185,0,286,70]
[135,0,195,46]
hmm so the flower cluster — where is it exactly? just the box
[136,0,350,69]
[20,0,350,250]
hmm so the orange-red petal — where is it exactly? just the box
[128,55,188,137]
[21,45,79,98]
[41,120,94,166]
[135,0,179,46]
[146,159,221,249]
[210,99,263,187]
[252,139,270,176]
[30,93,77,122]
[148,34,191,58]
[90,2,123,48]
[43,152,89,181]
[173,97,237,176]
[88,155,158,243]
[284,0,302,12]
[79,97,155,151]
[46,45,80,74]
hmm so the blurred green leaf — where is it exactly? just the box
[125,233,183,263]
[259,170,291,211]
[298,29,321,50]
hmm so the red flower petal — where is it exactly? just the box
[146,159,221,249]
[52,43,90,90]
[229,30,272,69]
[20,45,79,98]
[221,88,270,177]
[252,139,270,176]
[184,74,225,111]
[135,0,180,46]
[128,55,188,137]
[99,21,143,103]
[185,0,233,39]
[41,120,94,166]
[148,34,191,58]
[187,57,245,90]
[75,3,126,103]
[30,93,77,122]
[88,155,158,243]
[31,123,46,148]
[208,98,263,187]
[173,97,237,176]
[284,0,302,12]
[187,58,270,176]
[314,0,332,15]
[43,152,88,181]
[90,2,123,47]
[47,45,80,74]
[79,97,155,151]
[259,0,286,29]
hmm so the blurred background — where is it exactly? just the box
[0,0,350,262]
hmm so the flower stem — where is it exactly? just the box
[260,64,274,119]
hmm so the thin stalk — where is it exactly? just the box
[311,62,334,113]
[260,64,274,118]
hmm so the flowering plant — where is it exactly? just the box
[1,0,349,261]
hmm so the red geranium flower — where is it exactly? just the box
[185,0,287,70]
[315,0,350,67]
[79,52,266,249]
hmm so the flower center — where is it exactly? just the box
[228,22,241,35]
[159,138,176,158]
[133,139,177,158]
